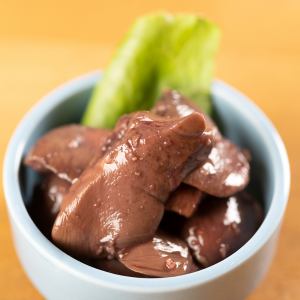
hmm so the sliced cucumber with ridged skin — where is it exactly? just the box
[82,13,220,128]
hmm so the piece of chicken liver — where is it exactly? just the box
[52,111,212,259]
[24,125,111,183]
[182,192,263,267]
[29,174,70,237]
[153,90,250,197]
[118,232,198,277]
[165,183,204,218]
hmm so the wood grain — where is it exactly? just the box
[0,1,299,299]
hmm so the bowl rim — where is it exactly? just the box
[3,71,290,293]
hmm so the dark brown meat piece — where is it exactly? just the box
[92,259,146,277]
[24,125,111,183]
[25,125,112,237]
[29,174,70,237]
[185,139,250,197]
[182,192,263,267]
[39,175,70,217]
[52,111,212,258]
[152,90,221,141]
[153,90,250,197]
[165,184,204,217]
[118,233,198,277]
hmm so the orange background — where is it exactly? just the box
[0,1,299,299]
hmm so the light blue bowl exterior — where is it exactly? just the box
[3,72,290,300]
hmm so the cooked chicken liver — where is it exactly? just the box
[182,192,263,267]
[118,232,198,277]
[24,90,262,278]
[52,111,212,258]
[29,174,70,237]
[24,125,111,183]
[153,90,250,197]
[165,184,203,217]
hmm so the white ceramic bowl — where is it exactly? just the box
[3,72,290,300]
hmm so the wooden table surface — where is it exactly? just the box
[0,1,299,299]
